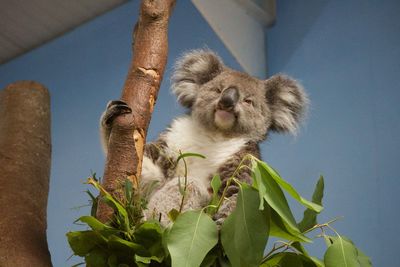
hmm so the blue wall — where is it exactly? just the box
[266,1,400,266]
[0,2,241,266]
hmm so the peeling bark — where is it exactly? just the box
[0,81,52,266]
[97,0,176,222]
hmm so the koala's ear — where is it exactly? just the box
[171,50,224,108]
[265,75,308,134]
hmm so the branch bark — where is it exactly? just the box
[97,0,176,222]
[0,81,52,266]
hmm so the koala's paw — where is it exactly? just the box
[213,194,237,226]
[101,100,132,127]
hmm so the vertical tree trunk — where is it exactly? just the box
[97,0,176,223]
[0,81,52,266]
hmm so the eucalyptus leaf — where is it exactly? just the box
[134,221,164,260]
[210,174,222,206]
[167,210,218,267]
[176,152,206,163]
[207,174,222,215]
[86,190,98,218]
[66,231,106,256]
[251,159,267,210]
[291,243,325,267]
[324,236,360,267]
[333,237,372,267]
[168,208,180,222]
[135,254,163,264]
[270,208,311,242]
[254,158,323,212]
[108,235,146,255]
[86,178,129,229]
[85,248,109,267]
[356,248,372,267]
[292,241,310,256]
[262,252,317,267]
[107,254,118,267]
[221,184,270,267]
[77,216,114,231]
[125,179,133,204]
[298,176,324,232]
[251,160,300,235]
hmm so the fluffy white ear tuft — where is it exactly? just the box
[265,74,309,134]
[171,49,224,108]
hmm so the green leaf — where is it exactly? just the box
[251,160,301,237]
[168,208,180,222]
[86,190,98,218]
[86,178,129,229]
[77,216,114,231]
[298,176,325,232]
[135,254,163,264]
[221,184,270,267]
[255,159,323,212]
[161,225,171,258]
[76,216,120,239]
[207,174,222,215]
[107,254,118,267]
[176,152,206,163]
[270,206,311,242]
[85,248,109,267]
[134,221,165,261]
[291,243,325,267]
[251,160,267,210]
[66,231,106,256]
[108,235,146,255]
[324,236,361,267]
[264,252,319,267]
[167,210,218,267]
[210,174,222,206]
[331,237,372,267]
[356,248,372,267]
[124,179,133,204]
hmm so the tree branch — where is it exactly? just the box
[97,0,176,223]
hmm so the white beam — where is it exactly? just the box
[191,0,276,78]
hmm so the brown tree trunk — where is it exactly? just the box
[97,0,176,222]
[0,81,52,266]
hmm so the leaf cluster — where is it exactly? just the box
[67,156,372,267]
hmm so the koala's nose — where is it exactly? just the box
[218,87,239,110]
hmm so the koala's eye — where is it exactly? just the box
[244,98,253,106]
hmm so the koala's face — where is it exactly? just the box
[172,50,308,141]
[192,71,270,140]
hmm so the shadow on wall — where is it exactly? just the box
[268,0,328,70]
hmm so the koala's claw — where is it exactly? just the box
[102,100,132,126]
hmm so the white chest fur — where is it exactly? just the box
[164,116,247,188]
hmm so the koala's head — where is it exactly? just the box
[171,50,308,141]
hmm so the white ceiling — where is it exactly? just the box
[0,0,127,64]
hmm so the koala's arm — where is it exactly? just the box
[100,100,174,186]
[213,142,260,223]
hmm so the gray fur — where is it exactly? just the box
[100,49,308,225]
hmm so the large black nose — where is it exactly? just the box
[218,87,239,110]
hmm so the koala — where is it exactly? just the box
[100,49,308,225]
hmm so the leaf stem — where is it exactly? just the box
[262,241,296,262]
[178,150,188,213]
[215,155,252,213]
